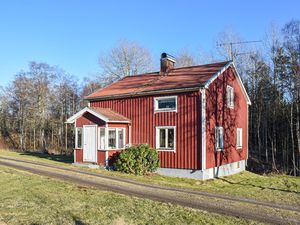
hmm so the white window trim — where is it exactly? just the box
[107,127,126,150]
[75,127,83,149]
[236,128,243,149]
[156,126,176,152]
[154,96,178,113]
[227,85,234,109]
[98,127,106,150]
[215,126,224,151]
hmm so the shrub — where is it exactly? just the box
[114,144,160,175]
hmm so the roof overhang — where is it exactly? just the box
[66,107,109,124]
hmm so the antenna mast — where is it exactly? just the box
[217,40,262,60]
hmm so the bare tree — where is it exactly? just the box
[99,39,154,85]
[175,49,197,67]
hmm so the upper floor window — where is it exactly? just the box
[156,126,176,151]
[236,128,243,149]
[227,85,234,108]
[215,126,224,151]
[154,96,177,112]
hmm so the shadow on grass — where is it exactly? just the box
[20,151,73,164]
[216,177,300,194]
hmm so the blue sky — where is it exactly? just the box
[0,0,299,86]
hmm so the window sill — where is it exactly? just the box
[215,148,224,152]
[236,147,242,150]
[154,109,177,113]
[157,148,176,152]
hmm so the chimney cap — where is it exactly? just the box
[161,52,176,63]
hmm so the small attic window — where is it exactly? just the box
[227,85,234,108]
[154,96,177,112]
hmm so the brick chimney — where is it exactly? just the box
[160,52,176,74]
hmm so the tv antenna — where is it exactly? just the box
[216,40,262,60]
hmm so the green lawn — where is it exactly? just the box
[0,166,258,225]
[1,149,299,206]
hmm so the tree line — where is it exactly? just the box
[0,20,299,175]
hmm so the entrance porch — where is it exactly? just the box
[66,107,131,167]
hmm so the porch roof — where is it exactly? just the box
[66,107,131,124]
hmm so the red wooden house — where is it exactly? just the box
[66,53,251,180]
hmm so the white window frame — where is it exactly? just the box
[117,128,125,149]
[98,127,106,150]
[156,126,176,152]
[236,128,243,149]
[215,126,224,151]
[154,96,177,113]
[227,85,234,108]
[75,127,83,149]
[107,127,126,150]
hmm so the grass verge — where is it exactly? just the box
[1,149,299,206]
[0,166,259,225]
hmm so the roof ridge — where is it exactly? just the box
[120,61,231,78]
[171,60,232,70]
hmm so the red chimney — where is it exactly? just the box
[160,52,176,74]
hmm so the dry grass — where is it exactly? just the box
[1,149,299,206]
[0,166,259,225]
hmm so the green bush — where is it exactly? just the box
[114,144,160,175]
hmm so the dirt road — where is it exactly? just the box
[0,156,299,224]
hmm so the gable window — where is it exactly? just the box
[98,127,106,150]
[237,128,243,149]
[75,128,83,149]
[154,96,177,112]
[156,126,176,151]
[215,126,224,151]
[227,85,234,108]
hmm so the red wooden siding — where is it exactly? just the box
[75,149,83,163]
[98,151,106,165]
[206,67,248,168]
[90,91,201,170]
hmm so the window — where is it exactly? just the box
[154,96,177,112]
[107,128,126,149]
[237,128,243,149]
[98,127,106,150]
[118,128,124,149]
[227,85,234,108]
[108,129,116,149]
[156,126,176,151]
[75,128,82,149]
[215,126,224,151]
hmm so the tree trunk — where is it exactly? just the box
[290,104,296,176]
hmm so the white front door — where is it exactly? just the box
[83,125,97,162]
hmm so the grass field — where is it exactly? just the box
[1,149,299,206]
[0,166,259,225]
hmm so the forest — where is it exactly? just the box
[0,20,299,176]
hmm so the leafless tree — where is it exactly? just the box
[99,39,154,85]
